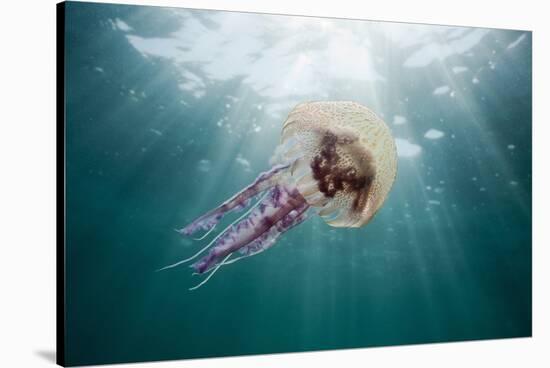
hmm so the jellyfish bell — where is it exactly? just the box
[160,101,397,290]
[281,101,398,228]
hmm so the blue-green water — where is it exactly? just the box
[64,2,532,366]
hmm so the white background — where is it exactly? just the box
[0,0,548,367]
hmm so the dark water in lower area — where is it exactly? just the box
[63,2,532,366]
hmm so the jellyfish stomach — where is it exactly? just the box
[192,184,309,274]
[178,164,290,236]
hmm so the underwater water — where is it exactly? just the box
[63,2,532,366]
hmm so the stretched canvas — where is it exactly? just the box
[57,1,532,366]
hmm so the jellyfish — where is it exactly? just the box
[161,101,398,290]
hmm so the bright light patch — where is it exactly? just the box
[115,18,133,32]
[507,34,527,49]
[433,85,450,95]
[452,66,468,74]
[403,29,489,68]
[395,138,422,158]
[424,129,445,139]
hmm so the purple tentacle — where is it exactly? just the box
[177,164,290,236]
[238,202,310,257]
[191,185,308,274]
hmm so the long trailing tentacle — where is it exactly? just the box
[191,225,218,241]
[164,162,312,290]
[188,254,232,291]
[188,192,311,289]
[191,185,308,275]
[199,204,311,273]
[157,192,270,272]
[177,164,290,237]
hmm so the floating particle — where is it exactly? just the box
[197,159,211,173]
[149,128,163,136]
[393,115,407,125]
[235,154,251,172]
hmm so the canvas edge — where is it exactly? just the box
[56,1,67,367]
